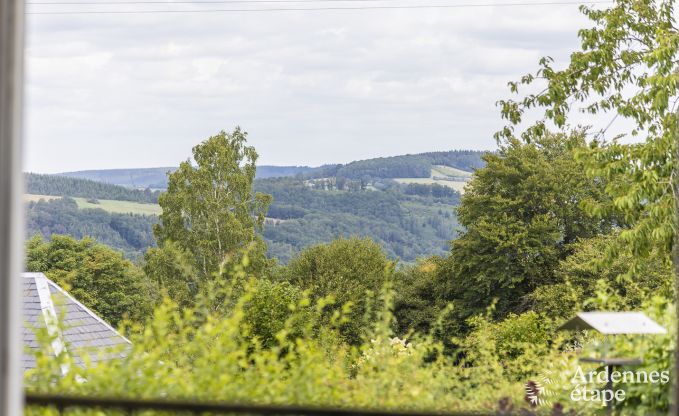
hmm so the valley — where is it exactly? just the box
[25,150,484,262]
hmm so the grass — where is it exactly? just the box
[24,194,61,203]
[25,194,162,216]
[394,165,472,193]
[74,198,162,215]
[431,165,472,178]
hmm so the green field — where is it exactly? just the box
[394,165,472,193]
[24,194,61,203]
[25,194,162,216]
[431,165,472,178]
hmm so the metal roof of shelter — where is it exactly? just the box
[558,312,666,335]
[22,272,131,371]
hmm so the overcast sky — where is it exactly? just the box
[24,1,614,173]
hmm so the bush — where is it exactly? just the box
[283,237,393,344]
[243,279,309,348]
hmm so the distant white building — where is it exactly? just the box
[22,272,130,371]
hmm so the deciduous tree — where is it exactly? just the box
[25,235,157,327]
[444,132,613,319]
[284,237,393,344]
[497,0,678,275]
[154,128,272,280]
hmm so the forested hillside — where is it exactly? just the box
[257,178,459,262]
[58,168,175,189]
[59,165,318,188]
[26,197,156,256]
[299,150,484,180]
[58,150,485,189]
[26,173,160,203]
[27,151,471,262]
[25,177,459,262]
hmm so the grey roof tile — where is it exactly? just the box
[22,273,131,371]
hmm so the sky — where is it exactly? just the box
[24,1,617,173]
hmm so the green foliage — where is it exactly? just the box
[603,297,675,414]
[23,269,534,415]
[542,291,675,415]
[497,0,679,275]
[243,279,308,349]
[25,234,158,326]
[492,311,552,359]
[462,310,556,381]
[24,246,674,415]
[284,237,393,344]
[403,183,458,199]
[336,155,432,179]
[26,173,160,203]
[476,5,679,410]
[299,150,485,181]
[392,257,449,337]
[154,128,272,279]
[142,241,199,308]
[258,178,460,263]
[444,131,613,319]
[26,197,157,258]
[528,235,674,319]
[523,282,583,322]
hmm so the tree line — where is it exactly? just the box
[26,173,161,203]
[297,150,485,180]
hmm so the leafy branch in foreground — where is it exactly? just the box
[497,0,679,266]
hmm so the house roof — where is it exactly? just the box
[22,272,131,371]
[558,312,667,335]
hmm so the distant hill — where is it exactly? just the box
[27,149,486,262]
[56,150,486,189]
[58,165,317,189]
[26,177,461,262]
[25,173,160,203]
[298,150,485,181]
[58,167,176,189]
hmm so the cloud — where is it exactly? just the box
[25,2,606,172]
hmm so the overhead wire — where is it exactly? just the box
[27,0,614,14]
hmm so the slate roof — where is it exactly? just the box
[22,272,131,371]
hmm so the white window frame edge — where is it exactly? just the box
[0,0,24,414]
